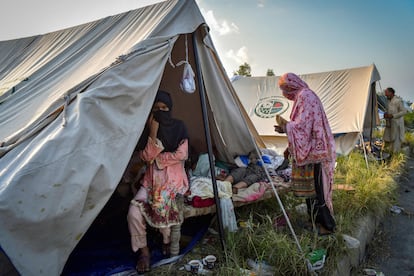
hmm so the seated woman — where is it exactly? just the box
[127,90,189,274]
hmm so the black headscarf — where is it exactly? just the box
[136,90,189,152]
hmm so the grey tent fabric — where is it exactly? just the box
[0,1,263,275]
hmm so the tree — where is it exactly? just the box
[266,69,275,76]
[234,62,251,77]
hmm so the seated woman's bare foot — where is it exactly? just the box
[136,246,151,273]
[232,181,248,195]
[215,175,226,181]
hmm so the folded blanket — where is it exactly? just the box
[232,182,269,202]
[189,177,232,199]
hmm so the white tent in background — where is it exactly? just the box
[0,1,265,274]
[231,64,381,155]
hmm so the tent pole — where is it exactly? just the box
[369,82,376,150]
[192,31,226,250]
[360,132,369,168]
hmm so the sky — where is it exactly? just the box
[0,0,413,102]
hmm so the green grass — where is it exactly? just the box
[405,131,414,148]
[220,151,403,275]
[404,111,414,129]
[372,128,384,140]
[333,152,403,249]
[152,150,406,275]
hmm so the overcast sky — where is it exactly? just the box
[0,0,413,101]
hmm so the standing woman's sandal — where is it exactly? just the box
[316,224,334,236]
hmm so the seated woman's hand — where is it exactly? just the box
[149,116,159,139]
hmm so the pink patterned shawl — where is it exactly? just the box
[279,73,336,213]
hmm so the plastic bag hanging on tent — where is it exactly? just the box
[180,62,196,93]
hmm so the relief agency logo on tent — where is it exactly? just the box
[254,96,289,118]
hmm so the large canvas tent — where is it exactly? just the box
[231,64,381,155]
[0,1,265,274]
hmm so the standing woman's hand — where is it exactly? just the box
[274,115,287,133]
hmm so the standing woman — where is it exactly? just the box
[274,73,336,235]
[127,90,189,273]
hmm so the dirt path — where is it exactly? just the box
[359,156,414,275]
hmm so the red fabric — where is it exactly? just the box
[191,196,215,208]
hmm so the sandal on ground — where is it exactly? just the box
[303,223,333,236]
[316,225,334,236]
[136,253,151,274]
[162,243,170,256]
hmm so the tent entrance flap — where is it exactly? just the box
[0,1,271,275]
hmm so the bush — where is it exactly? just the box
[405,131,414,149]
[404,111,414,129]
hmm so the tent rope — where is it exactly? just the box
[175,34,189,67]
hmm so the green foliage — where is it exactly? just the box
[234,62,251,77]
[404,111,414,129]
[405,131,414,148]
[266,69,275,76]
[334,152,400,220]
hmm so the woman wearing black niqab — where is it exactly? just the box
[136,90,188,152]
[128,90,189,274]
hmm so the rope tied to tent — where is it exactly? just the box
[174,34,189,68]
[168,34,190,68]
[62,94,70,127]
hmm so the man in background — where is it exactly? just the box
[383,87,408,153]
